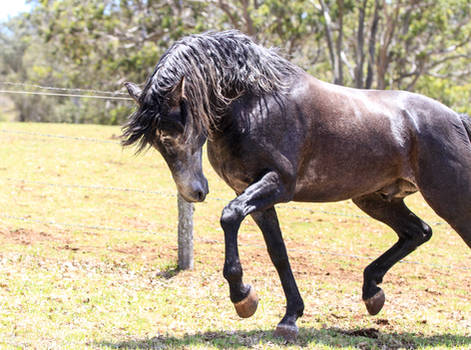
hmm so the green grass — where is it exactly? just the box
[1,121,471,349]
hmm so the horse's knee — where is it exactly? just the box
[220,205,243,231]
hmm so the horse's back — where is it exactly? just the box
[291,75,471,204]
[292,78,417,201]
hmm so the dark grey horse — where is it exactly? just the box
[122,30,471,340]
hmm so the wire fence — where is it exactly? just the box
[0,90,133,101]
[0,83,469,273]
[0,128,451,226]
[0,127,454,225]
[1,128,467,272]
[0,81,132,101]
[0,81,129,96]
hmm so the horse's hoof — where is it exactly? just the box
[234,285,258,318]
[364,289,385,315]
[274,324,298,342]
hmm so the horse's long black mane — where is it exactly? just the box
[122,30,300,150]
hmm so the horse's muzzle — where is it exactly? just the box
[180,178,209,203]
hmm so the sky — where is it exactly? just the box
[0,0,31,21]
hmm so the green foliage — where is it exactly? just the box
[0,0,470,123]
[416,76,471,115]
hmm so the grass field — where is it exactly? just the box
[1,121,471,349]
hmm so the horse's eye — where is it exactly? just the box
[158,118,184,135]
[168,107,181,120]
[167,102,187,126]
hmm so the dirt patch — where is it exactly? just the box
[0,225,175,264]
[1,228,62,245]
[1,223,469,309]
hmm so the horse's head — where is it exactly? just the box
[123,79,209,203]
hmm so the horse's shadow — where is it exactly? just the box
[97,327,471,349]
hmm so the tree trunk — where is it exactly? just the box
[354,0,367,88]
[319,0,341,84]
[376,0,400,90]
[366,0,380,89]
[335,0,344,85]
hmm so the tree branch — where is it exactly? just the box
[217,0,240,30]
[318,0,340,84]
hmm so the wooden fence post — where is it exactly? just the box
[177,193,194,270]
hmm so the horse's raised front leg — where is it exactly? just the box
[251,207,304,340]
[220,171,295,333]
[353,193,432,315]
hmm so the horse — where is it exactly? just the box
[122,30,471,341]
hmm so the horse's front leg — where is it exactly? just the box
[220,171,293,321]
[251,207,304,341]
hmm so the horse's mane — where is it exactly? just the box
[122,30,300,150]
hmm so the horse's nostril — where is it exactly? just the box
[197,190,205,202]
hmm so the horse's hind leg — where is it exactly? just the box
[353,193,432,315]
[414,142,471,251]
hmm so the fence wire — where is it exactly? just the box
[0,90,133,101]
[0,126,452,228]
[0,81,129,96]
[1,175,450,228]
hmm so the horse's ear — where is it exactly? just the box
[170,77,186,104]
[125,82,142,104]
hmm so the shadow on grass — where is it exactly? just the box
[155,264,180,279]
[98,327,471,349]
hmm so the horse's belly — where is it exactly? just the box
[293,182,374,202]
[293,177,417,202]
[292,159,413,202]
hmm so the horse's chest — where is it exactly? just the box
[207,140,253,194]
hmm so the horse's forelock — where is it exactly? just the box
[121,94,161,152]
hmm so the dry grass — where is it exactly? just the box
[0,122,471,349]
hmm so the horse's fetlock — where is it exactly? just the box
[363,264,375,280]
[364,264,383,285]
[223,264,242,282]
[296,299,305,317]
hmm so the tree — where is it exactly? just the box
[315,0,471,92]
[1,0,470,122]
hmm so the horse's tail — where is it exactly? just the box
[459,113,471,141]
